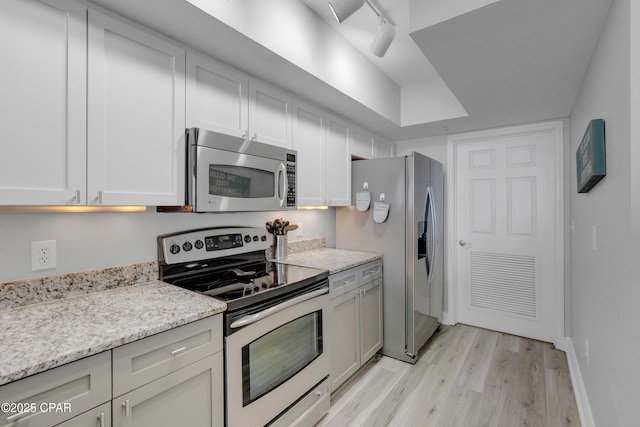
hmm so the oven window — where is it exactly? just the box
[241,311,323,406]
[209,165,274,198]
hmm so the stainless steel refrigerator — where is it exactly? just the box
[336,152,443,364]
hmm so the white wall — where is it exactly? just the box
[0,209,335,283]
[568,0,637,424]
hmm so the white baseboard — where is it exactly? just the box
[564,337,596,427]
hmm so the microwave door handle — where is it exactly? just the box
[277,163,286,208]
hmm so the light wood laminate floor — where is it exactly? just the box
[317,324,580,427]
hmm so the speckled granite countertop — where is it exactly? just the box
[0,279,225,386]
[281,247,382,274]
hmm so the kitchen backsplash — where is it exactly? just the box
[0,262,157,310]
[265,237,326,258]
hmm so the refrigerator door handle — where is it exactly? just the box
[426,186,437,284]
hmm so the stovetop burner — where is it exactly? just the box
[158,227,329,311]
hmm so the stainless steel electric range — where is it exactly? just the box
[158,227,330,427]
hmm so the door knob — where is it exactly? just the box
[458,240,472,247]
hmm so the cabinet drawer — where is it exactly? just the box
[359,260,382,284]
[329,269,359,298]
[112,315,222,397]
[56,402,111,427]
[0,351,111,427]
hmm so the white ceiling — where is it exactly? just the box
[301,0,613,140]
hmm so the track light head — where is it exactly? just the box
[370,19,395,57]
[328,0,365,23]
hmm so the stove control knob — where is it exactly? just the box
[244,235,252,243]
[261,235,267,241]
[194,239,204,250]
[169,243,180,255]
[182,242,193,252]
[253,235,259,242]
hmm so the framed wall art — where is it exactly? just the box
[576,118,606,193]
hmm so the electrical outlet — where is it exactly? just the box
[584,339,590,365]
[297,222,303,237]
[31,240,57,271]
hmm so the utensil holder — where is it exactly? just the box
[274,235,288,260]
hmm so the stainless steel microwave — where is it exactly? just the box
[159,128,297,212]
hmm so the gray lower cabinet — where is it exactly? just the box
[111,315,223,427]
[0,351,111,427]
[0,315,223,427]
[329,260,383,393]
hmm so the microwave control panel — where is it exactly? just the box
[286,162,296,207]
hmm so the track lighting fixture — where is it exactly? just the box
[370,17,395,57]
[328,0,396,57]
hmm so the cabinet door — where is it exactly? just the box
[329,291,360,393]
[87,10,185,206]
[292,101,325,206]
[359,278,384,364]
[0,352,111,426]
[350,128,373,160]
[112,353,223,427]
[249,80,293,148]
[325,114,351,206]
[0,0,86,205]
[186,51,249,138]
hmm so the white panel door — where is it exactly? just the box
[292,101,325,206]
[0,0,86,205]
[453,121,563,342]
[186,51,249,138]
[249,80,292,148]
[88,10,185,206]
[324,114,351,206]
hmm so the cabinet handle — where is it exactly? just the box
[252,133,257,141]
[342,279,355,285]
[72,189,81,204]
[363,267,379,276]
[123,400,131,417]
[92,190,103,205]
[171,346,187,356]
[98,411,105,427]
[6,410,32,422]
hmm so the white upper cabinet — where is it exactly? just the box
[293,101,325,207]
[293,102,352,207]
[249,80,293,148]
[325,114,351,206]
[374,138,395,158]
[87,10,186,206]
[0,0,87,205]
[186,51,249,138]
[350,128,374,160]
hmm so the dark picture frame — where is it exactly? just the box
[576,119,606,193]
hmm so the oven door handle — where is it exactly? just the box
[230,288,328,329]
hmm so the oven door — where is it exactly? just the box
[225,287,330,427]
[193,145,288,212]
